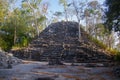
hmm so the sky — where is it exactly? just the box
[44,0,105,22]
[42,0,105,12]
[15,0,105,24]
[15,0,64,12]
[16,0,105,13]
[44,0,64,12]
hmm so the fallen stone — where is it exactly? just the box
[35,77,54,80]
[48,57,63,65]
[0,51,22,69]
[113,67,120,77]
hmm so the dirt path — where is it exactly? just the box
[0,60,119,80]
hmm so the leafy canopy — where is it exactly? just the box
[105,0,120,32]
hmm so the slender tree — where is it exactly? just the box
[59,0,68,21]
[87,1,102,38]
[72,0,85,41]
[22,0,43,37]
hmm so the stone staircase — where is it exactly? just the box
[11,21,113,63]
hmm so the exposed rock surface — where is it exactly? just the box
[113,66,120,77]
[0,61,119,80]
[0,50,21,69]
[11,21,113,63]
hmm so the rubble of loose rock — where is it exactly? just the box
[113,66,120,77]
[0,50,21,69]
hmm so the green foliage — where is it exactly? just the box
[0,0,12,51]
[96,23,109,39]
[19,36,29,47]
[88,34,120,56]
[0,8,32,51]
[0,34,13,51]
[0,0,8,23]
[105,0,120,32]
[88,35,107,49]
[53,12,63,17]
[37,16,46,23]
[12,36,30,49]
[114,52,120,62]
[59,0,67,7]
[106,48,118,55]
[0,0,46,51]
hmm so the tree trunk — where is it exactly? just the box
[85,16,88,31]
[93,14,97,38]
[14,20,17,45]
[72,0,81,41]
[78,21,81,41]
[27,0,39,37]
[35,16,39,37]
[65,8,68,21]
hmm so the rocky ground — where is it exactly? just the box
[0,60,120,80]
[0,51,21,69]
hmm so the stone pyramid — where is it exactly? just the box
[12,21,113,63]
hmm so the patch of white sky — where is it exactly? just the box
[41,0,64,20]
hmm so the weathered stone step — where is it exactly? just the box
[10,21,113,63]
